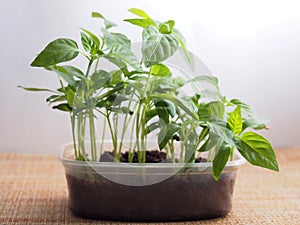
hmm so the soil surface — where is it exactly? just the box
[99,150,206,163]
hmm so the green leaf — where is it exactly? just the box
[230,99,252,115]
[237,132,279,171]
[145,109,158,122]
[200,126,209,140]
[80,32,99,55]
[66,88,75,107]
[52,103,72,112]
[92,12,116,29]
[48,66,76,87]
[102,55,128,72]
[60,66,85,79]
[109,47,142,72]
[91,12,104,19]
[209,101,225,119]
[198,101,225,121]
[81,28,100,52]
[188,76,219,90]
[172,28,193,65]
[129,8,150,19]
[111,70,123,85]
[103,30,131,50]
[150,64,171,77]
[228,106,243,135]
[146,122,160,134]
[150,93,198,120]
[103,30,142,71]
[142,26,179,67]
[213,144,231,180]
[31,38,79,67]
[207,120,236,147]
[46,95,65,104]
[91,70,111,90]
[18,86,58,94]
[154,99,176,123]
[159,20,175,34]
[158,123,181,150]
[198,133,222,152]
[124,18,156,28]
[243,118,267,131]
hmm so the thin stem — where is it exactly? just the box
[89,109,97,161]
[136,70,152,163]
[71,113,78,159]
[85,58,94,78]
[118,96,134,157]
[77,112,86,160]
[100,118,106,156]
[106,110,117,156]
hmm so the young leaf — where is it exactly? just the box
[150,64,171,77]
[159,20,175,34]
[92,12,116,29]
[52,103,72,112]
[242,118,268,131]
[81,28,100,52]
[129,8,150,19]
[158,123,181,150]
[228,106,243,135]
[230,98,252,115]
[18,86,58,94]
[46,95,65,104]
[80,32,99,55]
[91,12,104,19]
[213,144,231,180]
[31,38,79,67]
[123,18,156,28]
[236,132,279,171]
[142,26,179,67]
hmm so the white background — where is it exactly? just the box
[1,0,299,154]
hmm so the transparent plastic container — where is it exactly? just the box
[59,142,245,221]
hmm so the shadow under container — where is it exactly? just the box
[59,144,245,222]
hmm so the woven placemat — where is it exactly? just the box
[0,148,299,225]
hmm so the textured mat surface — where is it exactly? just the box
[0,148,299,225]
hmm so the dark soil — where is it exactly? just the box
[99,150,206,163]
[66,170,237,221]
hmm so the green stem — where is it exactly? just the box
[71,113,78,159]
[100,118,106,156]
[106,111,117,157]
[136,70,152,163]
[118,96,134,156]
[77,112,86,160]
[89,109,97,161]
[85,58,94,77]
